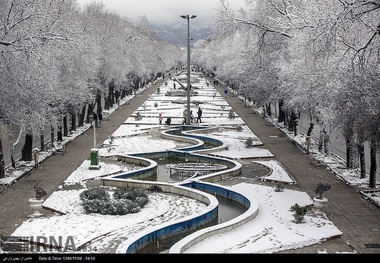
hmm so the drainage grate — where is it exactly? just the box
[364,243,380,248]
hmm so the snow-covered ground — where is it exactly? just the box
[1,72,378,254]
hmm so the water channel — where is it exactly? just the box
[132,157,268,253]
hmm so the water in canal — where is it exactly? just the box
[137,158,248,253]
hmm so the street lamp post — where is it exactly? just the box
[180,14,196,125]
[89,114,100,170]
[89,114,96,148]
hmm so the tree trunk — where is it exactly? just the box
[266,104,272,117]
[323,129,330,156]
[289,111,297,134]
[63,115,68,137]
[369,138,377,188]
[284,111,289,129]
[108,81,114,109]
[57,118,63,142]
[278,99,285,123]
[11,155,15,169]
[96,91,102,113]
[0,139,5,178]
[115,90,120,106]
[50,125,55,147]
[309,108,313,122]
[104,97,109,110]
[87,103,95,124]
[346,137,358,169]
[69,112,75,132]
[318,129,324,152]
[305,122,314,154]
[11,128,23,168]
[21,133,33,161]
[78,105,86,127]
[358,143,366,179]
[40,133,44,152]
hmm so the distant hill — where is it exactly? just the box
[151,22,213,47]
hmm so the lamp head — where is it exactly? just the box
[180,15,196,19]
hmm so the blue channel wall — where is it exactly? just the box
[110,150,239,181]
[181,180,250,208]
[100,125,251,253]
[105,179,250,254]
[100,179,219,253]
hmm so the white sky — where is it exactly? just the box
[76,0,246,26]
[2,72,378,254]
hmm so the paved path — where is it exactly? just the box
[1,76,380,254]
[210,79,380,254]
[0,81,163,238]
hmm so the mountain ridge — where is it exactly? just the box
[151,22,212,47]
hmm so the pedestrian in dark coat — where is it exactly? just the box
[196,107,203,123]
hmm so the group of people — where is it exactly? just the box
[158,107,203,126]
[182,107,202,125]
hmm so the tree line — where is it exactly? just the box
[0,0,184,177]
[192,0,379,187]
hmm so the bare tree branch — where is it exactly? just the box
[232,17,292,38]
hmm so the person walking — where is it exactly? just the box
[182,109,187,125]
[165,117,171,125]
[196,107,203,123]
[190,110,194,123]
[158,113,163,125]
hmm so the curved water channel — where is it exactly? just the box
[101,125,270,253]
[135,163,241,253]
[129,157,268,253]
[103,154,263,253]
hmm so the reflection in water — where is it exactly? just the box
[141,158,180,183]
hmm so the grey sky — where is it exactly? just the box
[77,0,246,26]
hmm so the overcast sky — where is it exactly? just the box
[76,0,246,26]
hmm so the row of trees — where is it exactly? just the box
[192,0,379,187]
[0,0,184,177]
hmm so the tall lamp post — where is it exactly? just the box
[89,114,100,170]
[180,14,196,125]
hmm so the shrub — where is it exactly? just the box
[82,199,108,213]
[134,112,142,121]
[81,187,149,215]
[113,188,148,200]
[113,188,136,200]
[114,201,130,215]
[274,182,284,192]
[290,203,312,224]
[80,188,110,202]
[34,182,47,200]
[99,201,118,215]
[134,188,148,198]
[135,196,149,207]
[244,138,254,148]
